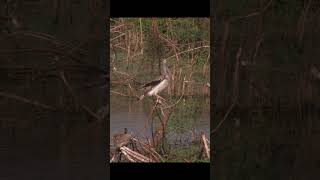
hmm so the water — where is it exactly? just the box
[110,96,210,144]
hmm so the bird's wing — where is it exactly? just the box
[141,79,162,88]
[140,75,164,88]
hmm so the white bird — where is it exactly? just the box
[139,60,171,102]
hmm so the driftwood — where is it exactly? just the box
[110,153,119,162]
[120,146,155,163]
[110,129,163,163]
[132,137,164,162]
[110,129,211,162]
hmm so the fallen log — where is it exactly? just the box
[132,137,164,162]
[120,146,156,162]
[120,149,137,162]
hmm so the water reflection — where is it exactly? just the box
[110,96,210,145]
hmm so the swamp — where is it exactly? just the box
[109,18,210,162]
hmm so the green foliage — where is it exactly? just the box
[171,19,209,43]
[139,18,209,44]
[163,143,208,162]
[167,98,203,135]
[110,18,209,163]
[111,18,209,68]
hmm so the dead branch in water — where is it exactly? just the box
[144,76,187,148]
[200,132,210,159]
[132,137,164,162]
[110,131,163,163]
[120,146,155,162]
[110,128,210,163]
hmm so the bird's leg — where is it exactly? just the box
[151,96,160,106]
[157,95,166,102]
[160,107,165,117]
[155,94,162,104]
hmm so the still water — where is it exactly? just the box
[110,96,210,144]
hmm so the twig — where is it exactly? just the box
[0,48,102,71]
[132,137,164,162]
[139,18,144,55]
[211,100,237,135]
[146,100,159,146]
[0,91,55,110]
[230,0,273,22]
[111,90,131,97]
[1,31,88,54]
[162,45,209,62]
[159,34,181,61]
[110,153,118,162]
[59,71,100,121]
[120,146,156,162]
[111,33,126,42]
[211,42,242,135]
[160,76,186,110]
[253,34,264,60]
[127,83,140,99]
[120,151,136,162]
[296,0,312,42]
[200,132,210,159]
[110,24,125,32]
[112,68,143,85]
